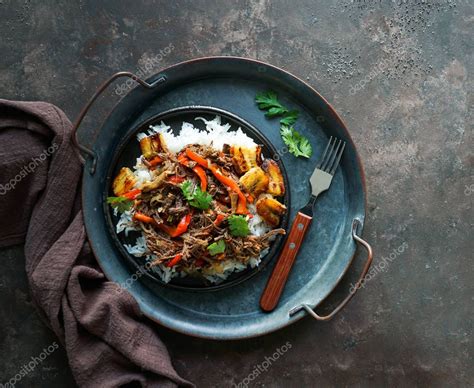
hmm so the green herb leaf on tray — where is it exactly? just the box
[280,110,299,126]
[207,240,226,256]
[255,91,312,159]
[280,125,313,159]
[265,106,288,117]
[228,215,250,237]
[107,196,133,213]
[180,181,213,210]
[255,91,288,116]
[297,136,313,158]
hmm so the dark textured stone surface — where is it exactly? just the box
[0,1,472,387]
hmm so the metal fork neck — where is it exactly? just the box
[300,195,318,216]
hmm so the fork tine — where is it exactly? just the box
[320,137,337,171]
[316,136,333,169]
[324,139,342,173]
[329,141,346,175]
[321,137,337,171]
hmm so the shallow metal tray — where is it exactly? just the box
[74,57,372,340]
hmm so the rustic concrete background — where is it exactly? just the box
[0,0,472,387]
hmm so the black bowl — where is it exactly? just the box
[105,106,290,291]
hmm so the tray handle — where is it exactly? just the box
[288,219,373,321]
[72,71,167,174]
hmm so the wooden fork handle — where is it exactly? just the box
[260,211,313,312]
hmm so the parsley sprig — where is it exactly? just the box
[279,110,299,126]
[228,215,250,237]
[180,181,213,210]
[280,126,313,158]
[255,90,312,159]
[107,196,133,213]
[255,90,289,117]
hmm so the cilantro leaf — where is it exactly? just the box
[180,180,195,201]
[207,240,226,256]
[280,110,299,126]
[298,137,313,158]
[280,125,294,148]
[255,90,280,109]
[180,181,213,210]
[255,91,311,159]
[107,196,133,213]
[256,91,288,117]
[228,215,250,237]
[266,106,288,117]
[189,189,212,210]
[280,126,313,158]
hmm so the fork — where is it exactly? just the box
[260,136,346,312]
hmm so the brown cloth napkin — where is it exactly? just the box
[0,99,194,388]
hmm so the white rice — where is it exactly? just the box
[247,204,268,237]
[137,115,257,153]
[115,210,139,236]
[118,115,271,284]
[123,235,147,256]
[132,158,153,185]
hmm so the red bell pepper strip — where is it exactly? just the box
[168,175,185,184]
[173,213,192,237]
[157,213,191,238]
[185,148,208,168]
[133,212,155,224]
[210,168,247,214]
[192,166,207,191]
[178,152,207,191]
[134,212,191,238]
[214,213,225,227]
[177,153,190,166]
[148,156,163,167]
[185,148,248,214]
[166,253,183,268]
[123,188,141,200]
